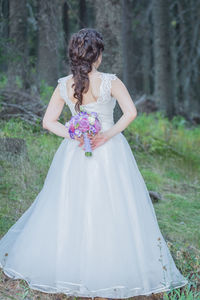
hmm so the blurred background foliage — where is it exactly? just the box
[0,0,200,123]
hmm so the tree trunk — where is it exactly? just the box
[93,0,123,122]
[79,0,87,28]
[7,0,28,89]
[0,0,9,72]
[122,0,134,94]
[36,1,63,86]
[142,12,152,95]
[62,1,70,46]
[153,0,174,118]
[61,1,70,73]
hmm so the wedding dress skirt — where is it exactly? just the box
[0,73,188,298]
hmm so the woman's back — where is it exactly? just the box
[67,71,103,106]
[58,72,118,132]
[58,72,118,116]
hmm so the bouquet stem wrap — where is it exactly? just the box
[83,132,92,157]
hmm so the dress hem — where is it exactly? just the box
[0,265,188,299]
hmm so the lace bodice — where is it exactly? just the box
[57,72,117,131]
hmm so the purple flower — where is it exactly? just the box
[75,129,82,137]
[79,117,90,132]
[89,126,96,134]
[69,132,75,139]
[65,110,102,151]
[69,124,75,133]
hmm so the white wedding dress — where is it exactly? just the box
[0,72,188,299]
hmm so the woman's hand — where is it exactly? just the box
[90,132,110,150]
[75,134,93,148]
[75,135,84,147]
[75,132,110,150]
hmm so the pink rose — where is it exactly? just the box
[69,124,75,132]
[79,118,90,132]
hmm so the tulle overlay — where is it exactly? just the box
[0,133,187,298]
[0,73,187,298]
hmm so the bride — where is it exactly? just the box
[0,28,188,299]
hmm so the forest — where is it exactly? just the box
[0,1,200,300]
[0,0,200,122]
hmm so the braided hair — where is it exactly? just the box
[68,28,104,112]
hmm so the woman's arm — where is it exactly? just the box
[104,77,137,140]
[42,85,70,139]
[90,77,137,150]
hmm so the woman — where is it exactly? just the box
[0,28,188,299]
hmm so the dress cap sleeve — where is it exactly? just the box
[57,75,72,104]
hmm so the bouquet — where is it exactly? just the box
[65,107,101,157]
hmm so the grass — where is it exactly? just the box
[0,111,200,299]
[124,112,200,250]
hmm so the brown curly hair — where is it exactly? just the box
[68,28,104,112]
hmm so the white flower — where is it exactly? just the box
[176,250,182,259]
[88,116,95,125]
[167,241,173,248]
